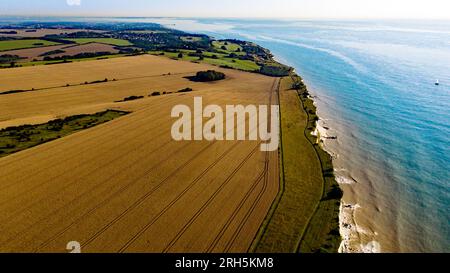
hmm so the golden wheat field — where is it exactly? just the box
[0,55,280,253]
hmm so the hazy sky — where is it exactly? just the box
[1,0,449,19]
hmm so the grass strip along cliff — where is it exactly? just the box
[250,73,342,253]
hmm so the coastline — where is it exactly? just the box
[262,50,348,252]
[153,38,346,252]
[2,17,449,254]
[312,102,381,253]
[252,69,342,253]
[294,75,343,253]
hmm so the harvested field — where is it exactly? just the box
[0,43,119,62]
[0,45,68,61]
[44,43,120,58]
[0,29,104,38]
[0,55,280,253]
[0,54,228,94]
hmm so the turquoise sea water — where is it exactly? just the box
[1,17,448,252]
[166,19,450,252]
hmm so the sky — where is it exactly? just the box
[1,0,449,19]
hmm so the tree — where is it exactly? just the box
[192,70,226,82]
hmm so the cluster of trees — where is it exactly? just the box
[116,47,142,55]
[259,64,293,77]
[0,123,35,140]
[178,88,193,93]
[39,49,65,57]
[121,95,144,102]
[47,119,65,131]
[86,78,110,84]
[0,30,17,34]
[0,54,20,65]
[193,70,226,82]
[43,51,113,61]
[41,37,76,45]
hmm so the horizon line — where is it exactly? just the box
[1,15,450,21]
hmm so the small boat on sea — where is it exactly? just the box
[435,80,440,86]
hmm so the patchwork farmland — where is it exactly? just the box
[0,28,104,38]
[0,43,119,62]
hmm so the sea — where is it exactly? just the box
[2,17,449,253]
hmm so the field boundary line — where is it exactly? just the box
[213,78,277,253]
[119,110,265,252]
[118,140,245,252]
[248,78,284,253]
[34,140,198,252]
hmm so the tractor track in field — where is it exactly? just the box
[75,110,257,251]
[0,92,234,195]
[81,141,216,249]
[117,140,245,252]
[0,91,234,172]
[0,94,185,171]
[0,128,177,247]
[117,103,268,252]
[33,140,201,252]
[162,143,261,253]
[207,78,279,253]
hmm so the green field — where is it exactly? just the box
[202,57,259,71]
[0,39,61,51]
[149,50,260,72]
[251,76,341,253]
[212,41,243,52]
[65,38,133,46]
[0,53,128,69]
[295,75,342,253]
[0,110,129,158]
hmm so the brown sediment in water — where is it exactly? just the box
[311,98,403,253]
